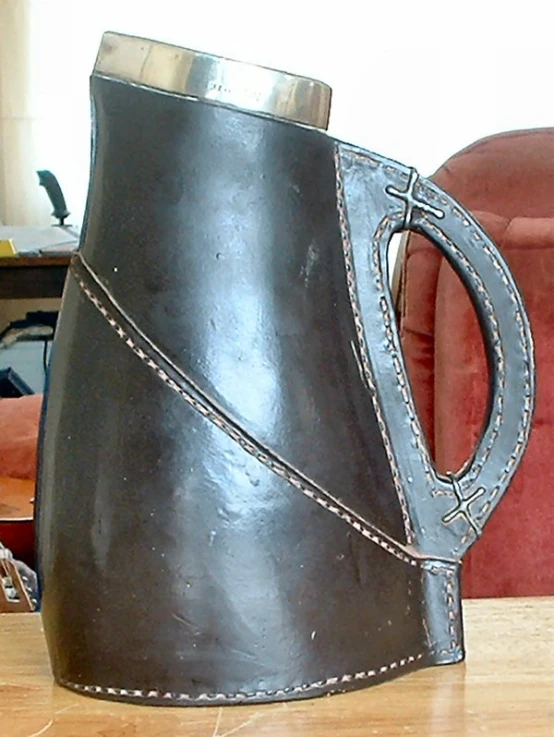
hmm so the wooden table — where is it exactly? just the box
[0,254,70,300]
[0,597,552,736]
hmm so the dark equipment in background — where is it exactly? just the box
[0,311,59,395]
[0,172,72,393]
[37,170,70,226]
[0,368,34,398]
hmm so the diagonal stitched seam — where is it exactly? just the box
[69,255,420,567]
[58,652,425,702]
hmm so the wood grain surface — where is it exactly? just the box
[0,597,552,736]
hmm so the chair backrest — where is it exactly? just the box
[394,127,554,306]
[428,127,554,217]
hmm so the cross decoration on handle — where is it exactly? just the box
[386,169,444,229]
[441,473,486,538]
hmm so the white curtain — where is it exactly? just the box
[0,0,50,225]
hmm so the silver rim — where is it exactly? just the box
[94,32,332,130]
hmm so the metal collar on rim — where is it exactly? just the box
[94,32,332,130]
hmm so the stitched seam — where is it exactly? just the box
[424,219,505,477]
[70,258,419,568]
[374,223,436,486]
[367,199,507,493]
[425,564,459,657]
[420,211,532,555]
[444,568,458,653]
[337,146,532,558]
[58,653,424,702]
[335,149,414,545]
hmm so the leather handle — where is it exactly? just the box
[336,146,535,560]
[409,176,535,557]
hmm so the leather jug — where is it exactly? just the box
[36,32,535,706]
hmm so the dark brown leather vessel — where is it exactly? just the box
[36,33,535,706]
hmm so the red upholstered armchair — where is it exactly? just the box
[0,395,42,566]
[0,395,43,481]
[398,128,554,598]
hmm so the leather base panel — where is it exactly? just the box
[37,279,429,705]
[55,655,427,706]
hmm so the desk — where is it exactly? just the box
[0,254,70,300]
[0,597,552,736]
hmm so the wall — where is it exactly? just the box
[27,0,552,226]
